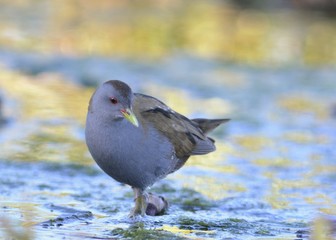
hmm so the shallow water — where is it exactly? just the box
[0,50,335,239]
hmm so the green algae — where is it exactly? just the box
[151,183,177,194]
[111,222,186,240]
[178,216,253,233]
[174,188,217,211]
[254,228,272,236]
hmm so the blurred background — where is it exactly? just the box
[0,0,336,65]
[0,0,335,239]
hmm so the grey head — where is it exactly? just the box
[88,80,139,126]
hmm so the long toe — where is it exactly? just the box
[129,194,148,218]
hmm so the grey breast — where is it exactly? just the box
[86,110,177,189]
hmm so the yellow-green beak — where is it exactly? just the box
[121,108,139,127]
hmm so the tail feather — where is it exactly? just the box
[192,118,230,134]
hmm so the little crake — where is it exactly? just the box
[85,80,229,217]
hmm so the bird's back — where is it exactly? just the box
[133,93,229,172]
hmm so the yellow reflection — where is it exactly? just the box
[0,201,55,239]
[175,174,246,200]
[161,225,216,237]
[253,157,292,168]
[305,194,336,215]
[283,131,329,145]
[265,176,324,210]
[265,181,290,209]
[0,69,93,164]
[278,94,328,119]
[311,217,334,240]
[0,70,92,123]
[304,21,336,65]
[234,135,273,152]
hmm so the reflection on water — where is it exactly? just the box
[0,70,92,164]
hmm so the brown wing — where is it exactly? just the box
[133,93,216,159]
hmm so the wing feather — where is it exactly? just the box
[133,93,216,159]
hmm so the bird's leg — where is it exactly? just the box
[129,187,148,218]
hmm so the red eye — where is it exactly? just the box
[110,97,118,104]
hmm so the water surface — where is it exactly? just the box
[0,52,335,239]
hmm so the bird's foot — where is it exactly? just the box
[129,189,148,218]
[128,188,169,218]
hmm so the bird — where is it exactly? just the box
[85,80,229,217]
